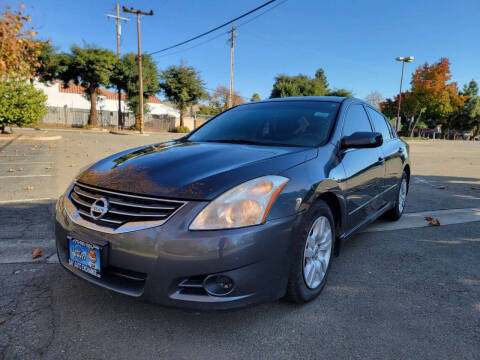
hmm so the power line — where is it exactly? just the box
[235,0,288,29]
[155,31,228,58]
[152,0,288,58]
[148,0,276,56]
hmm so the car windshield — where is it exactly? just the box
[187,101,340,147]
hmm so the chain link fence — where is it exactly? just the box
[40,107,175,132]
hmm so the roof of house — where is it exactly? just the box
[57,81,163,104]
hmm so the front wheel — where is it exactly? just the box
[285,200,335,304]
[383,171,408,221]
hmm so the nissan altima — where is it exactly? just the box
[55,96,410,310]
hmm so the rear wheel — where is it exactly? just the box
[286,200,335,304]
[383,171,408,221]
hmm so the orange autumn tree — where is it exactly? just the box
[380,58,465,135]
[0,3,45,79]
[409,58,465,130]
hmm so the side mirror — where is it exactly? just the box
[341,132,383,149]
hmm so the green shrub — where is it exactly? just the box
[0,80,47,133]
[172,126,190,133]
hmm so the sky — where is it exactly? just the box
[4,0,480,101]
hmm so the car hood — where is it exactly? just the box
[77,140,316,200]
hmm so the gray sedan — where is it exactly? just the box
[55,96,410,310]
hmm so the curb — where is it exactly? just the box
[109,130,150,136]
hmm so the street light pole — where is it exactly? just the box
[395,56,414,132]
[122,6,153,134]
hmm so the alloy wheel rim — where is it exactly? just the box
[303,216,333,289]
[398,178,407,213]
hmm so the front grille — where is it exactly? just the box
[68,182,186,230]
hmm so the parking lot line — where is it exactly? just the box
[0,174,54,179]
[0,198,56,204]
[0,161,54,165]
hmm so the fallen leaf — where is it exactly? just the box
[17,168,23,171]
[0,319,5,325]
[425,216,433,221]
[32,248,43,259]
[45,166,52,170]
[436,185,446,190]
[472,186,477,190]
[26,186,34,190]
[428,218,441,226]
[8,168,15,173]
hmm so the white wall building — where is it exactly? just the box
[34,81,180,118]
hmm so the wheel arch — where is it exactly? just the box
[316,191,344,256]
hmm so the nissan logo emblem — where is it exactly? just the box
[90,197,109,220]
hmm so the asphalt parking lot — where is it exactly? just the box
[1,129,479,359]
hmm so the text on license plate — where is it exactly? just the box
[68,237,101,278]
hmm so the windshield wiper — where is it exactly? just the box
[203,139,299,147]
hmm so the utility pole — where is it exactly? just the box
[228,26,236,108]
[122,6,153,134]
[107,4,129,130]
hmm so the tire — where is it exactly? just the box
[383,171,408,221]
[285,200,335,304]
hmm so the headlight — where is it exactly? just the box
[190,175,289,230]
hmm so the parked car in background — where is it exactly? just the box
[55,96,410,310]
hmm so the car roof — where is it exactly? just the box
[239,96,371,106]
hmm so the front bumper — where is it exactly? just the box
[55,196,297,310]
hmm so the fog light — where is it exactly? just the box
[203,275,235,296]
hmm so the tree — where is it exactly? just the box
[380,91,425,136]
[270,73,327,98]
[381,58,466,136]
[328,88,353,97]
[452,79,480,138]
[270,68,351,98]
[57,45,118,127]
[213,85,244,108]
[112,53,160,121]
[365,91,383,109]
[315,69,329,90]
[0,80,47,133]
[0,4,46,79]
[33,41,59,83]
[410,58,465,132]
[250,93,261,102]
[197,85,244,115]
[159,63,206,127]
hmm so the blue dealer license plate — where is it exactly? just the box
[68,238,102,278]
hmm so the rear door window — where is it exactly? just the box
[366,107,393,141]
